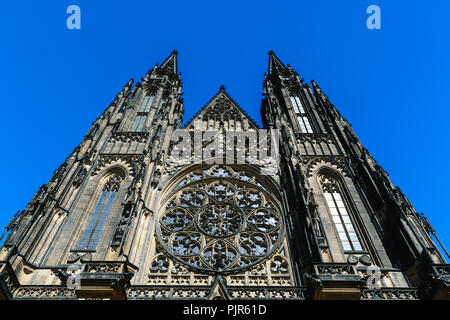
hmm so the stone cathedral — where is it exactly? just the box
[0,51,448,300]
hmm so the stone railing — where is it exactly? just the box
[314,263,358,276]
[227,286,306,300]
[108,132,148,144]
[127,285,306,300]
[82,262,125,274]
[362,288,418,300]
[13,287,76,300]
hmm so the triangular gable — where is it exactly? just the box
[207,275,230,300]
[185,86,259,130]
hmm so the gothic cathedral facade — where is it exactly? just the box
[0,51,448,300]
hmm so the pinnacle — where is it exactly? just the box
[268,50,286,74]
[159,50,178,74]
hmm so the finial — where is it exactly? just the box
[268,50,274,55]
[121,78,133,93]
[219,85,225,91]
[172,49,178,55]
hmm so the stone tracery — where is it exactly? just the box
[156,165,284,274]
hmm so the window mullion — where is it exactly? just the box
[332,192,354,251]
[87,190,118,250]
[78,190,109,250]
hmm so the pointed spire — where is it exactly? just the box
[124,78,134,90]
[118,78,134,96]
[311,80,320,90]
[311,80,326,98]
[268,50,287,74]
[159,49,178,74]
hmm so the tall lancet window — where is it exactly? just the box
[156,97,166,114]
[290,95,313,133]
[131,94,154,131]
[77,175,122,251]
[320,175,363,252]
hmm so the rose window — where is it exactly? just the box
[156,166,285,273]
[197,203,243,237]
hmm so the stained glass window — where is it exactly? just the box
[132,94,155,131]
[77,175,122,250]
[290,96,313,133]
[320,176,362,252]
[156,166,285,273]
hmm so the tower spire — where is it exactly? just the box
[159,49,178,75]
[268,50,287,74]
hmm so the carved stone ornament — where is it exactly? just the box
[67,252,92,264]
[67,252,80,264]
[359,254,372,266]
[347,254,358,264]
[156,165,284,274]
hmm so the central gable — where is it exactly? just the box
[185,86,259,131]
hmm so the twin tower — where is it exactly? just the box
[0,51,448,300]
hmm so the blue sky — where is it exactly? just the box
[0,1,449,257]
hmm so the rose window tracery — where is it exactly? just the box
[172,233,201,256]
[197,204,242,237]
[247,209,280,232]
[156,166,285,273]
[151,255,169,272]
[270,256,289,273]
[161,208,193,231]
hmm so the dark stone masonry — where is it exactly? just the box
[0,51,448,300]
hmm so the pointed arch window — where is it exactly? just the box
[290,95,313,133]
[131,115,147,131]
[132,94,155,131]
[320,175,362,252]
[77,175,122,251]
[156,97,166,114]
[139,95,155,113]
[297,116,313,134]
[290,96,305,114]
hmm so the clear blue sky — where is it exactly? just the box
[0,1,448,257]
